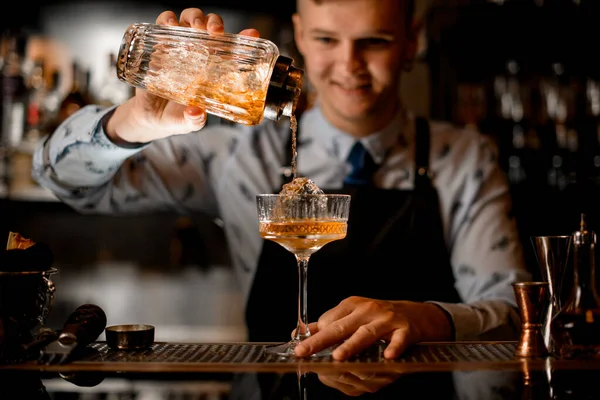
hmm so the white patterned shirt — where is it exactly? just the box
[32,104,532,341]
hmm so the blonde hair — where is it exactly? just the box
[297,0,415,32]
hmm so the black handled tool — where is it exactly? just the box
[39,304,107,365]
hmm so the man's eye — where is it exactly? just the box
[315,37,335,45]
[362,38,392,47]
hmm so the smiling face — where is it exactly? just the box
[293,0,416,136]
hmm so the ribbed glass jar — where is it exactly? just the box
[116,23,303,125]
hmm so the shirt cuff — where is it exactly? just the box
[427,300,520,341]
[100,108,150,149]
[427,302,456,340]
[427,302,480,341]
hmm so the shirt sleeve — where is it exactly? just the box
[31,104,238,217]
[429,128,532,341]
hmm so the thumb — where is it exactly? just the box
[238,28,260,38]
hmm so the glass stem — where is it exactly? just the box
[297,371,308,400]
[294,255,310,342]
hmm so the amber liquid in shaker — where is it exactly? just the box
[117,23,303,126]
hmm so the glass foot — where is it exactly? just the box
[264,340,337,358]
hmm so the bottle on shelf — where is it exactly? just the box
[23,59,46,143]
[578,67,600,188]
[97,52,133,107]
[0,30,30,198]
[492,59,544,187]
[0,31,29,148]
[541,62,579,192]
[40,69,62,134]
[9,59,48,199]
[551,214,600,359]
[55,61,93,125]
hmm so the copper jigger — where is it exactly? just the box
[513,282,549,358]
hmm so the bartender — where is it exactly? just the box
[32,0,531,360]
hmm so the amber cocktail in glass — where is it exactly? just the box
[256,193,350,356]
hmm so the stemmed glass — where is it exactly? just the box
[256,193,351,356]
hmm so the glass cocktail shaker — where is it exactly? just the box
[116,23,304,125]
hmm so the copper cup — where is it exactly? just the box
[513,282,549,358]
[105,324,155,351]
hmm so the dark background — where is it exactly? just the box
[2,0,599,336]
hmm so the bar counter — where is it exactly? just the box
[2,340,600,399]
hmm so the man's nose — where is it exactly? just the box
[339,43,364,74]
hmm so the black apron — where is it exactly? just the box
[246,117,461,342]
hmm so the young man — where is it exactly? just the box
[32,0,530,360]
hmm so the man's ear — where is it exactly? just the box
[292,13,306,57]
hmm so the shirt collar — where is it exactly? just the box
[299,104,407,165]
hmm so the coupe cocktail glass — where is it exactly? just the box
[256,193,351,356]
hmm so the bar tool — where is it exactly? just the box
[531,235,572,353]
[105,324,155,351]
[551,214,600,359]
[20,327,58,359]
[39,304,107,365]
[513,281,549,358]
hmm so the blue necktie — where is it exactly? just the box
[344,141,377,185]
